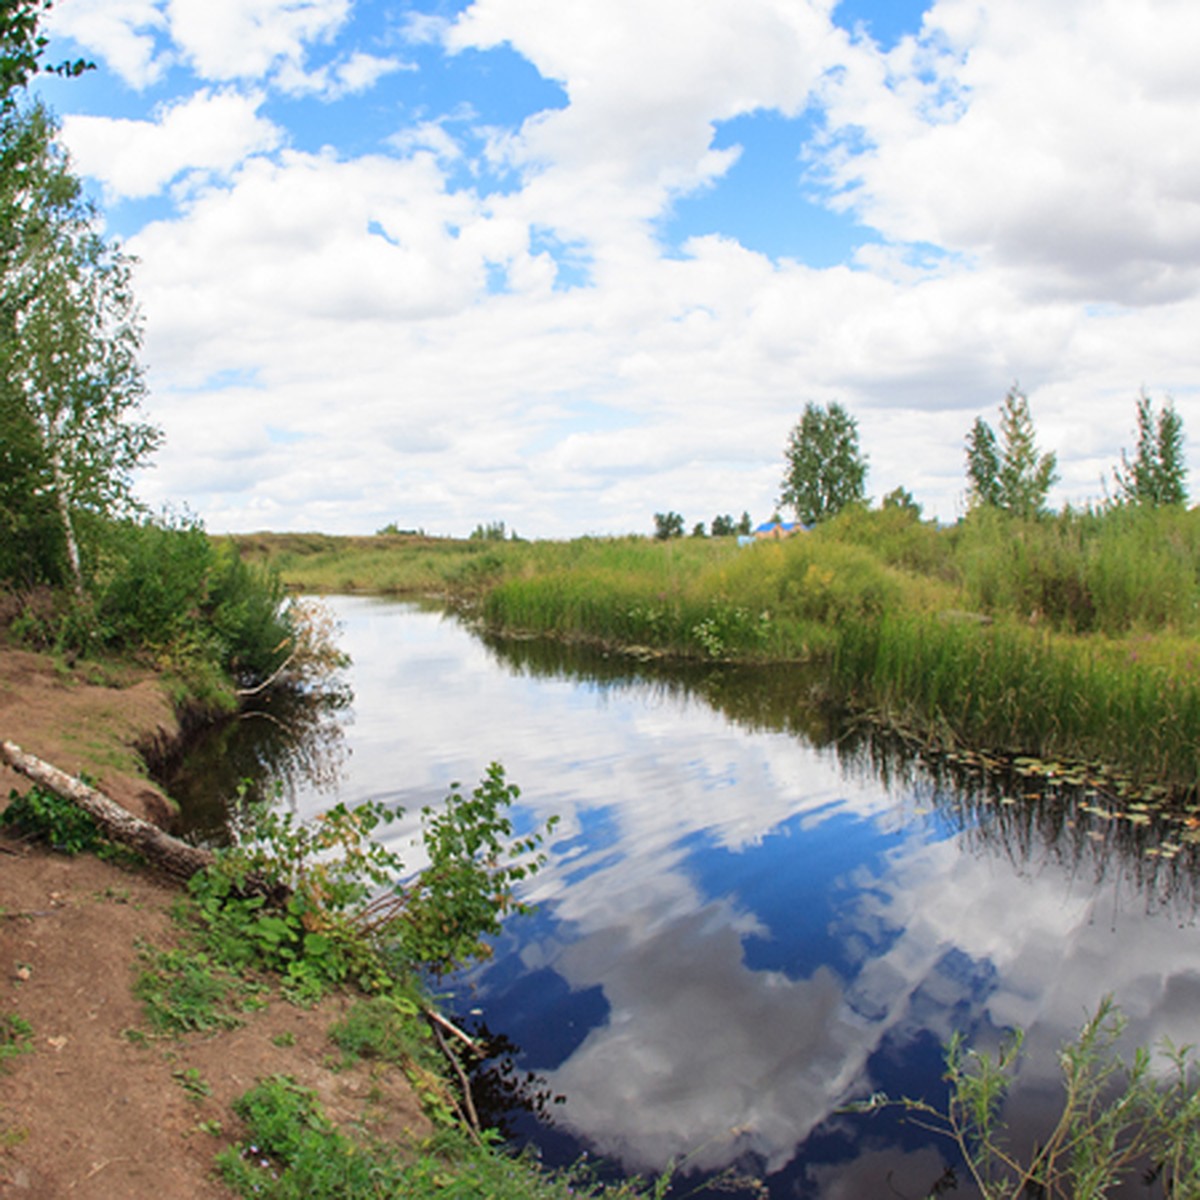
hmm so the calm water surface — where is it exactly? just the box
[170,597,1200,1198]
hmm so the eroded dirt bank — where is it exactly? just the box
[0,646,430,1199]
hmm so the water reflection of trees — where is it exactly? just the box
[477,630,1200,915]
[153,685,350,843]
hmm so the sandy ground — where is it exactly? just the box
[0,646,430,1199]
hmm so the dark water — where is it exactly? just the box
[167,597,1200,1198]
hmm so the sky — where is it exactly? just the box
[30,0,1200,537]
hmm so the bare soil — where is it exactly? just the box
[0,646,430,1199]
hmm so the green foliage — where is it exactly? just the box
[133,943,259,1034]
[0,101,159,596]
[779,400,867,525]
[955,506,1200,634]
[1114,391,1188,507]
[1,784,104,854]
[710,513,736,537]
[856,998,1200,1199]
[93,514,213,649]
[0,1012,33,1066]
[0,0,91,102]
[880,485,921,518]
[177,764,552,999]
[326,994,425,1066]
[173,1066,212,1101]
[469,520,514,541]
[966,388,1058,518]
[217,1075,664,1200]
[397,764,557,975]
[202,541,292,687]
[652,511,684,539]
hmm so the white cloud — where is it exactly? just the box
[274,50,411,99]
[44,0,170,89]
[819,0,1200,305]
[446,0,844,253]
[41,0,1200,535]
[60,89,282,200]
[165,0,351,82]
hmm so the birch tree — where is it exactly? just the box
[965,387,1057,518]
[0,102,159,593]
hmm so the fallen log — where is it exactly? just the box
[1,740,281,899]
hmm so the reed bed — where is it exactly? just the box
[833,615,1200,793]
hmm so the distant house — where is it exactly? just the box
[754,519,805,540]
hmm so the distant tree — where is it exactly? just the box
[691,521,706,538]
[965,418,1002,509]
[965,387,1057,519]
[710,514,735,537]
[780,401,867,525]
[469,520,509,541]
[0,102,158,594]
[736,512,752,536]
[1114,392,1188,507]
[881,486,922,518]
[653,511,684,540]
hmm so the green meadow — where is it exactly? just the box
[232,504,1200,799]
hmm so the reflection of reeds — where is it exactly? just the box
[477,625,1200,916]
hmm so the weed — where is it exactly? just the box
[0,1012,33,1065]
[2,785,104,854]
[133,943,258,1034]
[216,1075,666,1200]
[173,1066,212,1101]
[270,1031,295,1048]
[326,994,425,1066]
[853,997,1200,1199]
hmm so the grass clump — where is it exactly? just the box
[133,942,264,1034]
[0,1013,33,1066]
[217,1074,664,1200]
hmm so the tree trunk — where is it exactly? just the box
[1,740,284,900]
[48,446,84,602]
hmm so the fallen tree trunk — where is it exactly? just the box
[1,740,280,899]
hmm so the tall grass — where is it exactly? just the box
[833,615,1200,791]
[952,506,1200,634]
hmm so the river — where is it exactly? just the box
[167,596,1200,1198]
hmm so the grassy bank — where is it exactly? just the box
[235,505,1200,798]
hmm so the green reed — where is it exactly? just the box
[833,613,1200,791]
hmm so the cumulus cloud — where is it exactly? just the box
[818,0,1200,305]
[274,50,411,99]
[39,0,1200,535]
[44,0,170,89]
[60,89,283,200]
[445,0,844,252]
[165,0,351,81]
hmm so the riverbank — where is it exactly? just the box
[0,642,662,1200]
[0,644,432,1197]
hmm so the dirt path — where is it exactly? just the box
[0,647,430,1199]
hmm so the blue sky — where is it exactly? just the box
[32,0,1200,536]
